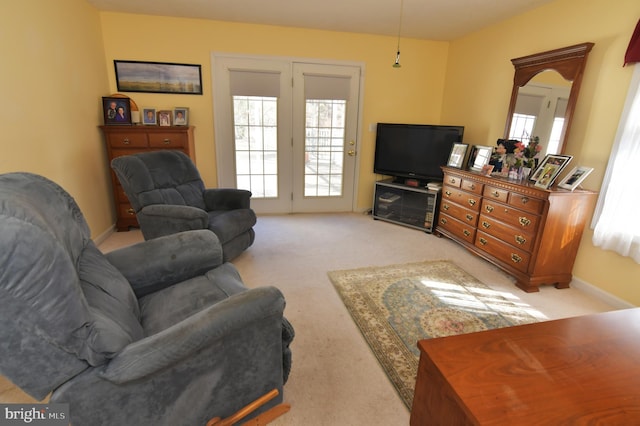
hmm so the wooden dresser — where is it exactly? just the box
[410,308,640,425]
[436,167,596,292]
[101,125,196,231]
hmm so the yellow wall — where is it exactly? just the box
[99,13,450,211]
[0,0,113,236]
[442,0,640,305]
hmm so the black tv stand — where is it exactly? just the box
[372,179,441,233]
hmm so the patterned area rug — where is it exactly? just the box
[328,260,542,409]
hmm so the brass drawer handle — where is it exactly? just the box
[440,218,448,225]
[485,205,494,213]
[445,190,452,196]
[515,235,526,245]
[465,214,473,221]
[479,237,487,245]
[126,208,135,215]
[163,138,171,145]
[521,197,529,204]
[123,138,130,145]
[463,230,471,237]
[519,217,531,227]
[450,178,456,184]
[511,253,522,263]
[443,204,450,211]
[468,199,476,206]
[482,221,491,229]
[492,190,500,197]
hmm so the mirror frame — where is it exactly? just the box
[503,42,594,155]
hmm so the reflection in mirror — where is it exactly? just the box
[504,43,594,156]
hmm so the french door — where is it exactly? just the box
[213,55,362,214]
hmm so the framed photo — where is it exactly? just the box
[173,107,189,126]
[447,143,468,168]
[102,96,131,125]
[557,166,594,191]
[157,110,172,126]
[532,154,573,189]
[467,145,494,172]
[142,107,157,125]
[481,164,494,176]
[114,60,203,95]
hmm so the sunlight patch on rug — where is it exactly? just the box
[328,260,546,410]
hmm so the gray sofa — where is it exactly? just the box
[111,150,256,262]
[0,172,293,425]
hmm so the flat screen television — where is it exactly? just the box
[373,123,464,182]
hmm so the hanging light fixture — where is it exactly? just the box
[393,0,404,68]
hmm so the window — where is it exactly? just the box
[592,66,640,263]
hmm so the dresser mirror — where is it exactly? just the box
[503,42,594,155]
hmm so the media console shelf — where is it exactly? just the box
[373,179,440,233]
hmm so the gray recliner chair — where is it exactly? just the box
[111,150,256,262]
[0,172,293,426]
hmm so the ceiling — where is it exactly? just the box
[87,0,555,41]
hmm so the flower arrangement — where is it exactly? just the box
[513,136,542,168]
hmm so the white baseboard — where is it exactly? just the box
[571,276,635,310]
[93,225,115,246]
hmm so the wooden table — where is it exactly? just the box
[410,308,640,425]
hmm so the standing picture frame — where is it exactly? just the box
[142,107,157,125]
[114,60,203,95]
[467,145,494,172]
[557,166,594,190]
[532,154,573,189]
[157,110,172,126]
[173,107,189,126]
[102,96,131,125]
[447,143,468,168]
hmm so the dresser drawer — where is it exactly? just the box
[442,186,481,211]
[476,231,531,274]
[481,199,539,232]
[441,201,478,226]
[115,185,130,203]
[508,193,544,214]
[461,179,483,195]
[148,132,188,148]
[484,185,509,203]
[443,175,462,188]
[438,213,476,244]
[107,132,148,148]
[478,214,535,252]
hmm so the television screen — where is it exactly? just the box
[373,123,464,182]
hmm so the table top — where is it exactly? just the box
[418,308,640,424]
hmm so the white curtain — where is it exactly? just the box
[592,65,640,262]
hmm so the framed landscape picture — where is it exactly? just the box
[114,60,203,95]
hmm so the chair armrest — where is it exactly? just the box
[203,189,252,211]
[137,205,209,239]
[99,286,285,384]
[105,230,223,297]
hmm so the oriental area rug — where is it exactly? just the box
[328,260,541,409]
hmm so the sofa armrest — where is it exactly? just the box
[203,189,252,211]
[136,205,209,239]
[105,230,223,297]
[99,286,285,384]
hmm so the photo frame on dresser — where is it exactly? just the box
[558,166,594,191]
[102,96,131,125]
[157,110,172,126]
[467,145,494,172]
[142,107,157,125]
[532,154,573,189]
[173,107,189,126]
[447,143,468,168]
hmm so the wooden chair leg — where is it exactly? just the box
[207,389,290,426]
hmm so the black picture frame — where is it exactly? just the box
[531,154,573,189]
[114,60,203,95]
[102,96,131,125]
[447,143,468,168]
[467,145,494,172]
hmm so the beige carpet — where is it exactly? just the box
[329,260,542,409]
[1,213,618,425]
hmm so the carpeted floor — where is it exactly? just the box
[329,260,544,409]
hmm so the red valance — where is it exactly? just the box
[624,18,640,66]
